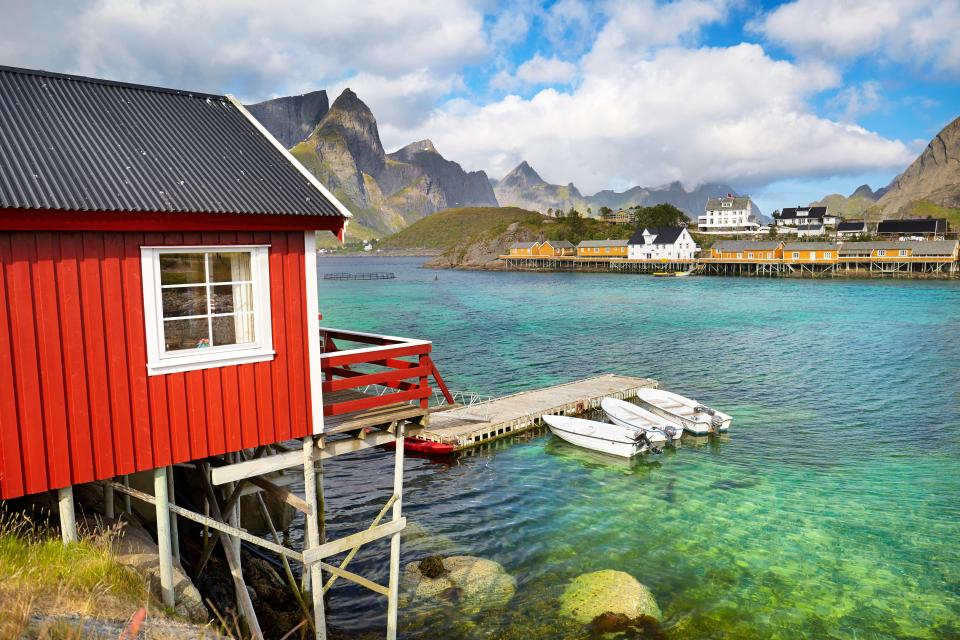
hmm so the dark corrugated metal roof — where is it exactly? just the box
[876,218,945,234]
[629,226,685,245]
[0,65,347,218]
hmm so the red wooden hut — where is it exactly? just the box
[0,66,439,639]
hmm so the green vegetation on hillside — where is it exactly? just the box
[381,204,692,253]
[904,200,960,228]
[380,207,544,250]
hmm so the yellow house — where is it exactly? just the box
[783,242,840,263]
[576,239,629,258]
[535,240,576,257]
[709,240,784,261]
[838,242,913,260]
[508,241,539,256]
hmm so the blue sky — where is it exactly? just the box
[2,0,957,214]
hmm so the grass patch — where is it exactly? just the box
[0,508,151,638]
[904,200,960,228]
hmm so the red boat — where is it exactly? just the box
[383,436,456,455]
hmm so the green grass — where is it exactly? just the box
[380,207,545,250]
[0,509,151,638]
[905,200,960,228]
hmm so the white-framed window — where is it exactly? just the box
[792,252,800,259]
[824,252,832,259]
[878,250,886,257]
[899,249,907,257]
[748,252,754,259]
[736,252,743,259]
[141,246,274,375]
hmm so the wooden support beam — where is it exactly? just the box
[58,486,77,545]
[196,465,265,640]
[302,518,407,564]
[153,468,176,609]
[323,494,397,594]
[211,450,303,485]
[248,476,312,515]
[103,482,115,520]
[319,561,389,596]
[302,437,327,640]
[387,431,406,640]
[108,481,303,562]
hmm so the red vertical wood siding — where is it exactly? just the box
[0,230,313,499]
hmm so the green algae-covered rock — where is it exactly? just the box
[400,555,516,614]
[558,569,662,623]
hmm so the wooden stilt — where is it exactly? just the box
[386,425,405,640]
[153,467,176,608]
[104,481,115,520]
[122,474,132,514]
[167,466,180,562]
[58,486,77,545]
[303,437,327,640]
[197,463,264,640]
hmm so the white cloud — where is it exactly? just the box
[827,81,885,122]
[754,0,960,75]
[491,54,577,90]
[392,42,912,192]
[0,0,489,101]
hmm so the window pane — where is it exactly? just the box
[163,318,210,351]
[212,314,256,346]
[210,252,252,283]
[210,284,253,315]
[160,253,205,285]
[162,286,208,318]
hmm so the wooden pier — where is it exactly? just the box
[421,374,658,451]
[323,271,396,280]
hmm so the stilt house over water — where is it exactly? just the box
[0,65,440,639]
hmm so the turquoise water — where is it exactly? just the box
[315,257,960,639]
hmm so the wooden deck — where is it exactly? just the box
[420,374,658,451]
[323,389,429,436]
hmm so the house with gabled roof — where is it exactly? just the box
[783,242,840,262]
[576,238,629,258]
[534,239,576,256]
[708,240,784,261]
[627,226,699,260]
[698,194,761,234]
[509,241,539,256]
[876,218,947,239]
[775,206,841,228]
[835,220,867,239]
[0,65,443,637]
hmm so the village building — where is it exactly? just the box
[627,226,699,260]
[774,206,841,229]
[599,209,635,224]
[508,241,539,256]
[0,65,436,639]
[782,242,840,262]
[697,194,762,234]
[876,218,948,240]
[534,239,576,256]
[835,220,868,239]
[707,240,784,261]
[577,239,629,258]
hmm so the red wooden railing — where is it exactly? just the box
[319,327,453,417]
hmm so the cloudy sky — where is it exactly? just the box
[2,0,958,213]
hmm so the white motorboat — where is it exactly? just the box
[601,397,683,441]
[634,388,732,435]
[543,415,657,458]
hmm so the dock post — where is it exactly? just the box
[167,466,180,562]
[386,424,406,640]
[103,481,115,520]
[303,436,327,640]
[153,467,176,608]
[58,486,77,544]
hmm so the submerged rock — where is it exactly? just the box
[558,569,661,624]
[400,555,516,614]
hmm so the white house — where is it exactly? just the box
[628,226,700,260]
[835,220,867,239]
[698,195,762,234]
[775,206,841,228]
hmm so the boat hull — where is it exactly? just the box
[601,397,680,441]
[544,415,647,458]
[634,388,732,435]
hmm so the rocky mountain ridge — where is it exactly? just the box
[875,115,960,216]
[245,90,329,149]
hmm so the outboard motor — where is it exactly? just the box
[694,405,716,416]
[711,414,724,432]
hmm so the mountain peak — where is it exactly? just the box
[329,88,368,114]
[244,89,329,149]
[391,139,439,159]
[850,184,877,200]
[503,160,544,185]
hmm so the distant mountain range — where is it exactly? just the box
[245,89,765,234]
[491,161,763,220]
[248,89,960,234]
[811,115,960,222]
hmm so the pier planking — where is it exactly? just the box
[422,374,658,451]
